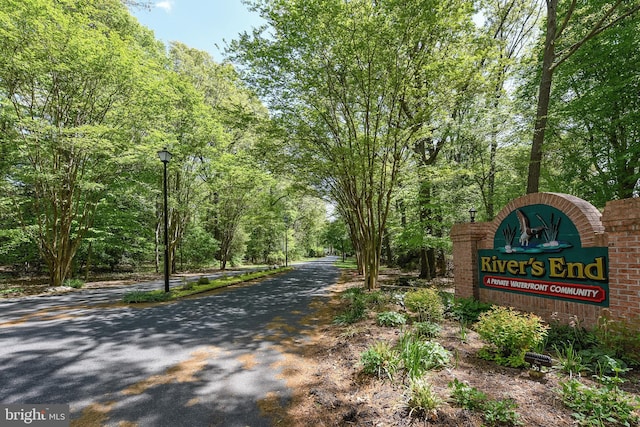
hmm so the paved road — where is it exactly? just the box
[0,257,340,426]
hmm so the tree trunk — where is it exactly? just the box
[527,0,557,194]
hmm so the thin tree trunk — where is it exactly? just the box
[527,0,557,194]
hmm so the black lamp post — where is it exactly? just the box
[158,147,172,292]
[283,214,289,268]
[469,208,477,223]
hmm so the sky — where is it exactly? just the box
[129,1,266,60]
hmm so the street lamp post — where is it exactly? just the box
[283,214,289,268]
[158,148,172,292]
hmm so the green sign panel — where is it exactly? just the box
[479,204,609,306]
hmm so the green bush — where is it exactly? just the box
[414,321,441,338]
[376,311,407,327]
[559,377,640,427]
[404,288,444,322]
[360,341,400,380]
[475,306,549,367]
[334,287,368,325]
[397,332,450,378]
[451,297,492,323]
[595,312,640,367]
[407,378,441,418]
[197,276,210,285]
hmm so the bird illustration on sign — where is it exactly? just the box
[499,209,572,254]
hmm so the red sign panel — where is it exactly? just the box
[482,275,606,303]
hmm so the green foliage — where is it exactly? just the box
[449,379,523,426]
[559,376,640,427]
[404,288,444,322]
[544,316,598,353]
[376,311,407,327]
[407,378,441,418]
[482,398,522,427]
[397,333,451,378]
[123,290,171,303]
[197,276,210,285]
[476,306,549,368]
[449,379,488,411]
[450,297,493,323]
[414,322,441,338]
[64,279,84,289]
[595,313,640,368]
[554,342,588,377]
[360,341,400,380]
[334,287,368,325]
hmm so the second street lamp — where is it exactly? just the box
[158,147,172,292]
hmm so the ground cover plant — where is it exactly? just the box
[271,270,640,426]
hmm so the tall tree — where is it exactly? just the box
[0,0,155,286]
[232,0,475,289]
[526,0,640,194]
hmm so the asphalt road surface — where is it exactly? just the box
[0,257,341,426]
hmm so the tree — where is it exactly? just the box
[0,0,156,286]
[544,12,640,205]
[526,0,640,194]
[232,0,476,289]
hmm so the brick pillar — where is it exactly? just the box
[451,222,488,300]
[602,198,640,320]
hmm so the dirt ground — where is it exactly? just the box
[263,270,640,427]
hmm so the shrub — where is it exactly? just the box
[407,378,441,418]
[197,276,210,285]
[595,312,640,368]
[414,321,441,338]
[360,341,400,380]
[334,287,367,325]
[450,297,492,323]
[404,288,444,322]
[377,311,407,327]
[559,378,640,427]
[397,333,450,378]
[475,306,549,367]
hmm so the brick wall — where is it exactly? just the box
[451,193,639,327]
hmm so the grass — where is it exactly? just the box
[123,267,292,303]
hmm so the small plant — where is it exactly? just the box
[559,378,640,426]
[397,333,450,378]
[334,287,367,325]
[554,342,588,377]
[476,306,549,367]
[449,379,523,426]
[459,320,469,343]
[64,278,84,289]
[407,378,441,418]
[377,311,407,327]
[360,341,400,380]
[449,378,487,411]
[404,288,444,322]
[197,276,210,285]
[414,321,441,338]
[482,398,522,426]
[595,311,640,368]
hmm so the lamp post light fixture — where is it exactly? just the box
[469,207,477,223]
[158,147,172,292]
